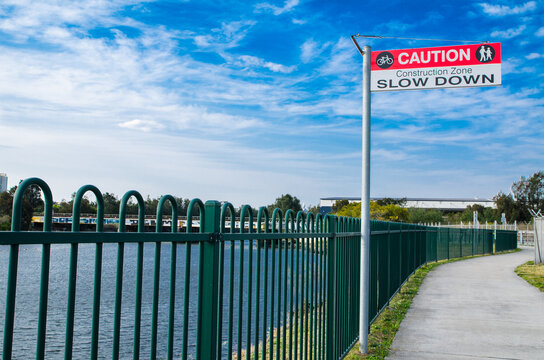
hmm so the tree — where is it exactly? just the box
[494,192,524,222]
[375,197,407,206]
[370,202,409,222]
[103,192,121,215]
[407,208,444,224]
[332,199,350,213]
[54,192,97,214]
[336,202,361,218]
[307,205,320,215]
[0,189,14,229]
[0,184,43,230]
[492,171,544,222]
[335,201,409,222]
[267,194,302,215]
[510,171,544,220]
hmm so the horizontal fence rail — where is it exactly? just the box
[0,178,518,360]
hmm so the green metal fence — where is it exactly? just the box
[0,178,518,360]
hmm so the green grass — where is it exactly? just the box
[344,249,521,360]
[515,261,544,292]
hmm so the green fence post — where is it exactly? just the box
[447,227,450,260]
[326,215,337,360]
[3,178,53,360]
[197,200,221,360]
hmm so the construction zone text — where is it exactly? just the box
[371,43,501,92]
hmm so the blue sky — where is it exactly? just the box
[0,0,543,208]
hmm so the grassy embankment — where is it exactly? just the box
[515,260,544,291]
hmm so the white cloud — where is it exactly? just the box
[526,53,543,60]
[118,119,164,132]
[255,0,299,15]
[490,25,526,38]
[301,38,324,63]
[479,1,536,16]
[319,37,357,76]
[536,27,544,37]
[237,55,296,73]
[193,20,256,50]
[193,35,212,47]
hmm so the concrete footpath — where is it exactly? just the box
[387,248,544,360]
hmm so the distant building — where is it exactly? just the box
[319,196,495,215]
[0,173,7,193]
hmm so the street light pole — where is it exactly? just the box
[352,35,371,354]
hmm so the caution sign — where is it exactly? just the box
[371,43,501,92]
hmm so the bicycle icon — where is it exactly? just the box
[377,55,393,66]
[376,51,394,69]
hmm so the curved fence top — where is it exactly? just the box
[220,202,236,233]
[156,194,178,233]
[72,185,104,233]
[187,198,205,233]
[11,177,53,232]
[119,190,145,233]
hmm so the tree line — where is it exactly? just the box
[333,170,544,224]
[0,187,317,231]
[1,171,542,230]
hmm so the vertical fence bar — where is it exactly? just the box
[112,241,124,360]
[321,228,327,360]
[90,241,103,360]
[219,203,235,359]
[263,237,269,360]
[128,192,145,360]
[311,227,317,360]
[133,240,144,360]
[287,212,296,360]
[270,237,275,360]
[65,241,79,359]
[167,240,177,360]
[197,200,220,360]
[270,209,281,360]
[183,199,204,360]
[3,244,19,360]
[15,180,54,360]
[254,236,261,360]
[89,188,105,360]
[237,238,244,360]
[257,207,269,360]
[1,179,50,360]
[67,185,104,360]
[307,215,315,360]
[282,220,289,360]
[152,195,178,360]
[37,240,51,359]
[304,230,310,360]
[228,237,235,360]
[316,233,321,360]
[276,234,282,360]
[295,212,304,360]
[240,206,254,360]
[326,215,337,360]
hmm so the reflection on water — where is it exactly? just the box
[0,240,325,359]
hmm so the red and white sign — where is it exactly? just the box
[371,43,501,92]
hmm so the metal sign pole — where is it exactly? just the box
[359,44,371,354]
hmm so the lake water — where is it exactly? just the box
[0,240,324,359]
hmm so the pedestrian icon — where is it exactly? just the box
[476,44,495,63]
